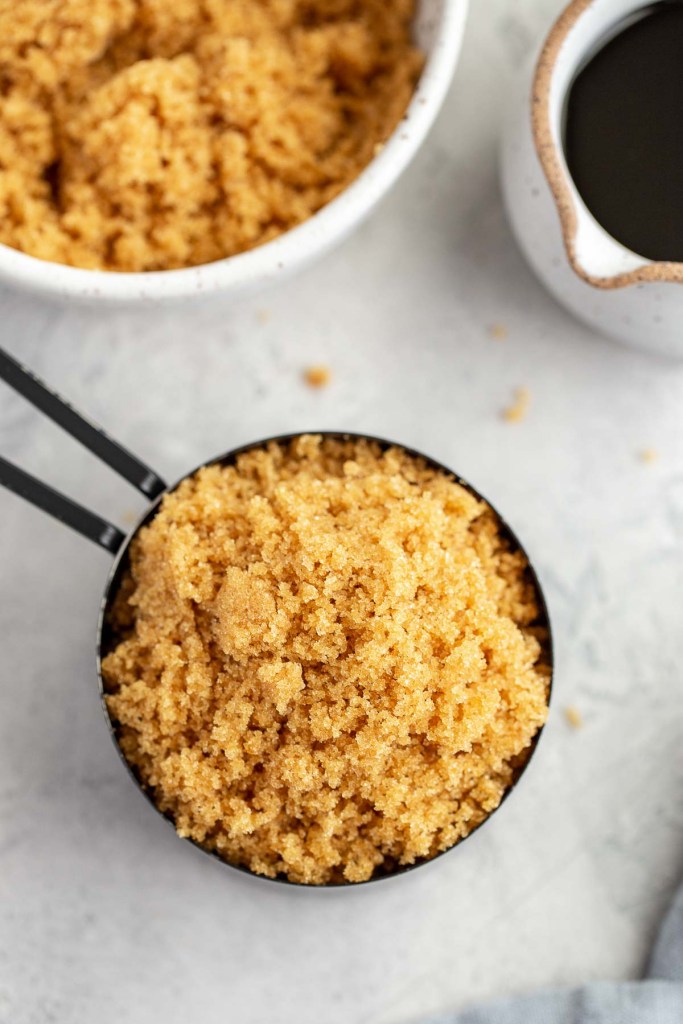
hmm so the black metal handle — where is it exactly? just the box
[0,346,166,553]
[0,348,166,499]
[0,457,126,553]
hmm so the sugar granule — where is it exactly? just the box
[564,705,583,729]
[303,365,332,389]
[503,387,531,424]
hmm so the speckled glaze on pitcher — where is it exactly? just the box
[501,0,683,358]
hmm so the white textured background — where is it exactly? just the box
[1,2,683,1022]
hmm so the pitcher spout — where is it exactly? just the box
[563,203,672,289]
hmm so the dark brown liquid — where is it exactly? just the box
[565,3,683,262]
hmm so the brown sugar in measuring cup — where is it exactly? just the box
[0,348,553,886]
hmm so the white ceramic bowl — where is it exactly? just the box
[0,0,468,305]
[501,0,683,358]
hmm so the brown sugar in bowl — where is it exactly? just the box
[0,0,469,303]
[98,433,553,887]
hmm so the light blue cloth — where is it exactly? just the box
[426,883,683,1023]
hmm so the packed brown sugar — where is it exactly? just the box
[103,436,550,884]
[0,0,422,272]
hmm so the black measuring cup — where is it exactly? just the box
[0,346,554,887]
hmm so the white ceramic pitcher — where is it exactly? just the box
[501,0,683,359]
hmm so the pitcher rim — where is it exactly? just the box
[531,0,683,289]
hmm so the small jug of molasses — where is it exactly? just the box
[501,0,683,358]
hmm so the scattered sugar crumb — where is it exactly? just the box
[638,448,659,464]
[121,510,139,526]
[564,706,583,729]
[303,365,332,389]
[502,387,531,424]
[256,309,272,326]
[489,323,508,341]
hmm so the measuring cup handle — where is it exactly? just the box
[0,347,166,498]
[0,456,125,553]
[0,346,167,553]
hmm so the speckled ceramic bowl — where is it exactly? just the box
[501,0,683,358]
[0,0,468,305]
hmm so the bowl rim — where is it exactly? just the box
[97,430,554,889]
[0,0,469,303]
